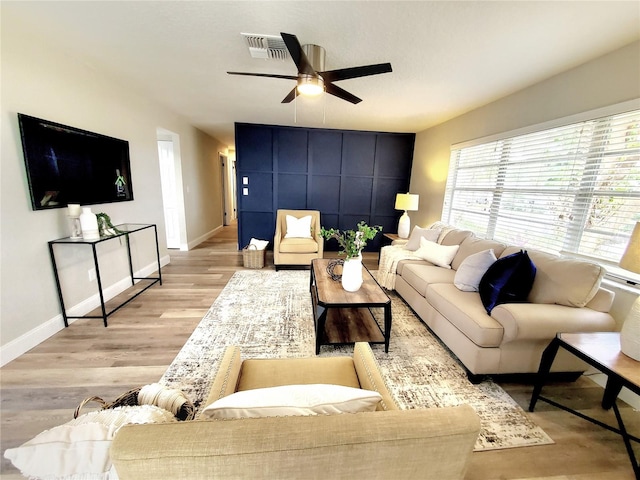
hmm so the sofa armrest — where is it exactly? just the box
[201,346,242,411]
[491,303,616,343]
[111,406,480,480]
[353,342,398,411]
[585,287,615,313]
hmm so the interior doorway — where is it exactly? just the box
[220,152,237,226]
[156,129,186,249]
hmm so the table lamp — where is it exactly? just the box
[619,221,640,361]
[395,193,419,239]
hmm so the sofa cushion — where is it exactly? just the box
[396,258,431,276]
[440,229,474,247]
[451,236,507,270]
[404,226,441,251]
[400,264,457,297]
[454,249,497,292]
[415,238,460,268]
[201,384,382,419]
[425,283,504,347]
[510,248,605,308]
[237,357,360,391]
[479,250,536,314]
[278,237,319,254]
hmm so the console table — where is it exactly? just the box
[529,332,639,477]
[48,223,162,327]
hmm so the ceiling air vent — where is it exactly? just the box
[241,33,288,60]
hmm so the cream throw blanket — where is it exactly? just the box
[376,245,423,290]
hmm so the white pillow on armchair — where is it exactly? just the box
[284,215,313,238]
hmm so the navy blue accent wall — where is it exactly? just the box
[235,123,415,251]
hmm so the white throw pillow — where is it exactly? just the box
[249,238,269,250]
[454,249,497,292]
[404,226,441,251]
[284,215,312,238]
[201,384,382,419]
[415,237,460,269]
[4,404,177,480]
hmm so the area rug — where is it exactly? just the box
[160,269,553,451]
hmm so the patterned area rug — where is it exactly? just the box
[161,269,553,451]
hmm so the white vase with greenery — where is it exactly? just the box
[320,221,382,292]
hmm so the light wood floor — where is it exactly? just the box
[1,223,638,479]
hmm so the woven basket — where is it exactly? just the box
[242,244,266,269]
[74,388,140,419]
[74,387,196,421]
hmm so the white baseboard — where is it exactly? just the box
[186,225,223,251]
[0,255,171,367]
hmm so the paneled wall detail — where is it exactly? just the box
[235,123,415,250]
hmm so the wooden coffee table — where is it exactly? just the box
[310,258,391,354]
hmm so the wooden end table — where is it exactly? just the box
[310,259,391,355]
[529,332,640,477]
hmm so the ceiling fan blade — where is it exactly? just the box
[227,72,298,80]
[280,32,316,76]
[281,87,298,103]
[320,63,392,83]
[325,83,362,104]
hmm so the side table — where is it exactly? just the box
[48,223,162,327]
[529,332,639,477]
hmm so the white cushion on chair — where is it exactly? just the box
[284,215,313,238]
[201,384,382,419]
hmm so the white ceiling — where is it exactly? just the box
[3,1,639,148]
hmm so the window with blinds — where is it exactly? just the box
[443,109,640,267]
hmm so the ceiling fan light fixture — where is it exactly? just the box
[297,75,324,96]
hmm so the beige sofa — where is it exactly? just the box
[393,226,617,377]
[111,343,480,479]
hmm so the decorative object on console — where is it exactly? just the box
[619,221,640,361]
[320,221,382,292]
[79,207,99,240]
[96,212,123,237]
[394,193,419,238]
[66,204,82,239]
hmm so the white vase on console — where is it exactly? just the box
[80,207,100,240]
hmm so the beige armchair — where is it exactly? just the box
[274,209,324,271]
[111,343,481,479]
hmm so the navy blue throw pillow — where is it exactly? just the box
[478,250,536,314]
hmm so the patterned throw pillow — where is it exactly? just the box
[478,250,536,314]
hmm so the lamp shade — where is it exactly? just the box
[620,221,640,274]
[395,193,419,212]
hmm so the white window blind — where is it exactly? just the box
[443,109,640,266]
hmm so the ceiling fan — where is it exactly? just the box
[227,32,392,104]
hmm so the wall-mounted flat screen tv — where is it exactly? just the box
[18,113,134,210]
